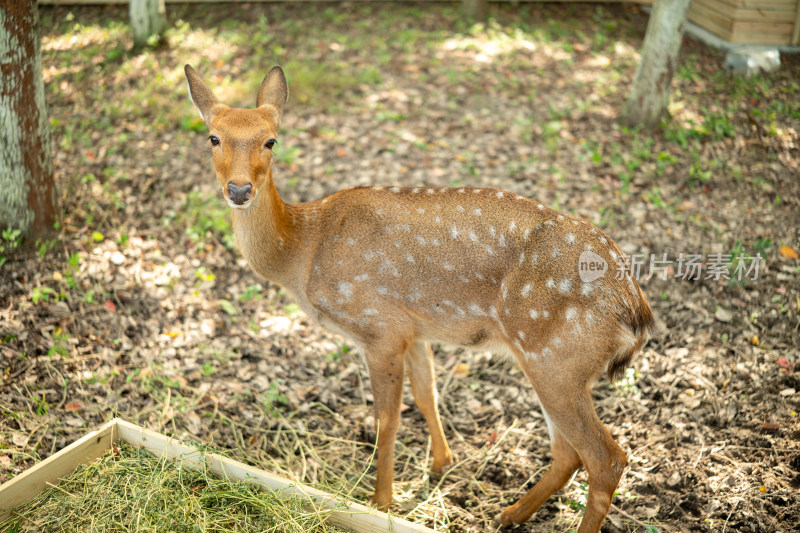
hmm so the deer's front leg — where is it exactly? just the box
[364,345,406,510]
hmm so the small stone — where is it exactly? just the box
[715,308,733,323]
[110,252,126,265]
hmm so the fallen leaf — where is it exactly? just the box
[104,300,116,313]
[762,422,779,432]
[0,456,11,468]
[64,401,82,411]
[751,334,760,346]
[453,363,470,378]
[776,357,790,369]
[780,245,798,259]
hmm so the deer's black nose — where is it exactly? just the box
[227,182,252,205]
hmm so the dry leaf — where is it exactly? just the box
[453,363,470,377]
[780,245,798,259]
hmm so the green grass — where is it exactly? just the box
[0,441,346,533]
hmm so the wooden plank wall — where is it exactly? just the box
[688,0,800,44]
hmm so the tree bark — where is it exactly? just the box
[462,0,488,20]
[620,0,691,129]
[0,0,57,241]
[130,0,166,48]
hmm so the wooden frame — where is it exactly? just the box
[0,418,433,533]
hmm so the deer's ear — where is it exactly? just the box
[185,64,226,125]
[256,66,289,129]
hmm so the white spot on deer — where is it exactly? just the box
[346,237,356,246]
[581,282,593,297]
[501,280,508,300]
[552,336,563,348]
[460,275,470,283]
[313,263,322,274]
[473,208,482,217]
[518,330,526,340]
[519,251,526,265]
[457,188,466,194]
[541,347,553,359]
[468,230,478,242]
[496,191,504,198]
[407,287,424,302]
[509,221,517,232]
[376,286,389,296]
[565,307,578,322]
[322,198,330,204]
[450,226,459,239]
[363,251,378,261]
[486,245,494,255]
[434,216,441,224]
[525,350,539,361]
[545,220,556,228]
[551,246,560,258]
[599,236,608,244]
[572,220,579,226]
[456,205,465,212]
[489,305,499,319]
[565,233,576,245]
[417,207,425,215]
[530,253,539,266]
[537,204,545,210]
[590,228,597,234]
[523,228,531,241]
[585,244,593,251]
[412,187,420,193]
[354,273,370,282]
[558,215,565,221]
[379,257,401,277]
[585,310,595,327]
[521,283,533,297]
[543,310,551,319]
[514,340,525,353]
[498,234,507,248]
[474,271,485,281]
[443,300,466,318]
[337,282,353,302]
[469,303,485,316]
[473,189,483,194]
[415,235,427,246]
[529,309,539,320]
[396,224,411,233]
[427,188,435,194]
[488,226,496,238]
[394,241,403,248]
[516,195,525,200]
[406,252,415,264]
[609,250,618,261]
[559,278,573,294]
[390,186,401,193]
[442,262,455,271]
[546,278,556,290]
[318,295,330,308]
[363,308,378,316]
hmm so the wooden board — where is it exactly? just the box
[0,419,434,533]
[688,0,800,44]
[0,419,116,522]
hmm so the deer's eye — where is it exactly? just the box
[265,139,276,149]
[209,135,220,146]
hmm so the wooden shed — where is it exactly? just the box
[687,0,800,45]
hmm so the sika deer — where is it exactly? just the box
[184,64,655,532]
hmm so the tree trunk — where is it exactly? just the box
[0,0,57,242]
[462,0,488,20]
[130,0,166,48]
[620,0,691,129]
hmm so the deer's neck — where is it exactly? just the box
[230,176,308,287]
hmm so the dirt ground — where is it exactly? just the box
[1,3,799,532]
